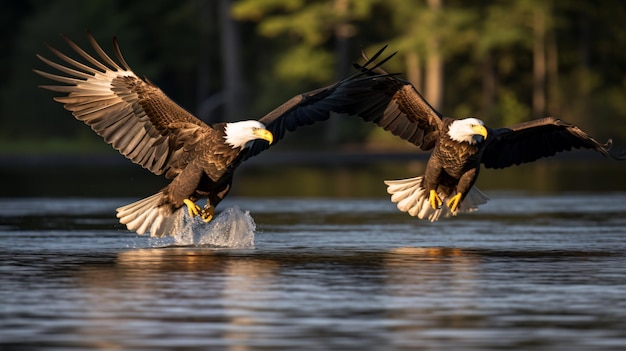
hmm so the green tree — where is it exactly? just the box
[232,0,381,143]
[1,0,625,154]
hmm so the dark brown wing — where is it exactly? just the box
[338,75,444,150]
[337,46,444,150]
[481,117,626,169]
[244,46,444,159]
[244,47,402,159]
[34,32,212,178]
[342,47,444,150]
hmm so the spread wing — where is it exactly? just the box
[243,46,401,159]
[244,46,444,159]
[34,32,212,178]
[338,75,444,150]
[481,117,626,169]
[336,48,445,151]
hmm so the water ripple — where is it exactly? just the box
[1,194,626,350]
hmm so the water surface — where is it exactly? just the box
[1,194,626,350]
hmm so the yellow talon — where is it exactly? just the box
[447,192,463,213]
[201,206,215,222]
[183,199,201,217]
[429,190,443,210]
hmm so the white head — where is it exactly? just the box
[447,118,488,144]
[224,120,274,149]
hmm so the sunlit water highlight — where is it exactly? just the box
[169,206,256,248]
[1,194,626,350]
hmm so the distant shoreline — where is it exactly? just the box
[0,149,611,168]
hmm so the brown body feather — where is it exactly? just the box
[35,33,395,236]
[425,119,483,201]
[347,48,625,220]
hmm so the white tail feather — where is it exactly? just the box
[116,192,179,237]
[384,176,489,221]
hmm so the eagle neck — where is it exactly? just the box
[223,122,251,149]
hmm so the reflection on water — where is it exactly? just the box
[1,195,626,350]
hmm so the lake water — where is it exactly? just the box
[1,194,626,350]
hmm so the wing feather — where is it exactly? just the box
[482,117,626,169]
[344,50,445,150]
[35,32,211,177]
[243,49,403,159]
[85,33,125,71]
[335,76,443,150]
[245,47,443,159]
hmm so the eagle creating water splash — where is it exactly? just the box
[170,206,256,248]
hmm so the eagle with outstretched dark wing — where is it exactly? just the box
[34,33,393,237]
[338,48,626,221]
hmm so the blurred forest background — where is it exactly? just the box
[1,0,625,154]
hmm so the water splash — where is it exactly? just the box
[171,206,256,248]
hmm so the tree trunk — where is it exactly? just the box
[546,26,560,117]
[425,0,443,111]
[219,0,244,122]
[326,0,352,144]
[196,0,214,122]
[481,52,496,119]
[405,50,422,92]
[532,6,546,118]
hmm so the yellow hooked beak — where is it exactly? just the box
[253,128,274,144]
[471,125,488,139]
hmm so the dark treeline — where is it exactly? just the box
[1,0,625,153]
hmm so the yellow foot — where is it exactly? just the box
[447,192,463,213]
[200,206,215,222]
[429,190,443,209]
[183,199,202,217]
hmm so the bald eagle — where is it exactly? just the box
[34,33,391,237]
[340,48,626,221]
